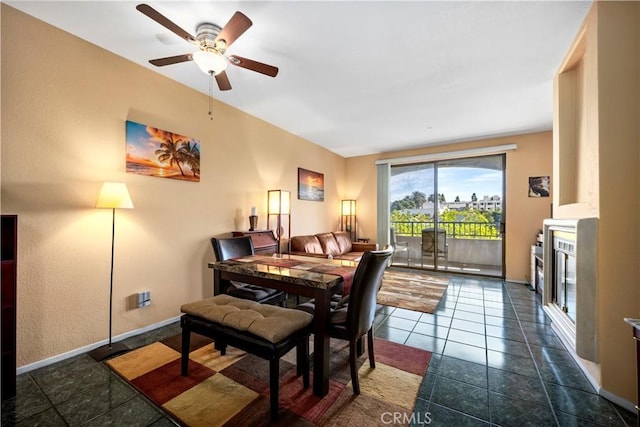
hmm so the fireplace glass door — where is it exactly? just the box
[552,232,577,323]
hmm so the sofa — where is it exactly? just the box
[289,231,378,261]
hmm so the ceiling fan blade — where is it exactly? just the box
[214,11,252,48]
[137,4,197,44]
[215,71,232,91]
[149,53,193,67]
[228,55,279,77]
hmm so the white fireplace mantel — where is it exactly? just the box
[542,217,598,363]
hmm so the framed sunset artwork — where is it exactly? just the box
[298,168,324,201]
[126,120,200,182]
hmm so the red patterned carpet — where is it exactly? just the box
[377,270,450,314]
[107,333,431,426]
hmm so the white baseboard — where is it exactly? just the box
[552,322,637,414]
[599,386,636,413]
[17,316,181,375]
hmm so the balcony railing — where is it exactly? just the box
[391,221,501,240]
[390,221,503,272]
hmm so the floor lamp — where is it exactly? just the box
[340,199,356,242]
[89,182,134,362]
[267,189,290,255]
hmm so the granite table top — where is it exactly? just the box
[208,254,357,290]
[624,318,640,331]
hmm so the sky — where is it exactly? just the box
[390,166,502,203]
[126,120,200,164]
[126,120,158,161]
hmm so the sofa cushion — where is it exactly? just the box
[290,235,324,254]
[336,252,364,262]
[316,232,342,256]
[333,231,353,254]
[289,232,376,261]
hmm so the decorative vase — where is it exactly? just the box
[249,215,258,231]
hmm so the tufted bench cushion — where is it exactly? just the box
[180,294,312,422]
[181,294,312,343]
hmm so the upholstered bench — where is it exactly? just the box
[180,294,313,421]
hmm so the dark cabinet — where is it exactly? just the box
[231,230,277,255]
[624,318,640,426]
[1,215,17,401]
[531,244,544,295]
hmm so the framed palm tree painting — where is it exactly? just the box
[126,120,200,182]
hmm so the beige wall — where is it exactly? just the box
[553,1,640,404]
[594,1,639,402]
[346,132,553,283]
[1,5,346,367]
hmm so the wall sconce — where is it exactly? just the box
[267,190,291,255]
[341,199,357,242]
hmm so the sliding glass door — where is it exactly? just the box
[389,154,505,277]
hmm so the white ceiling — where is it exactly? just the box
[6,1,592,158]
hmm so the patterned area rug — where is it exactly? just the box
[107,334,431,426]
[378,270,450,314]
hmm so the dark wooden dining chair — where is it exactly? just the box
[297,246,393,394]
[211,236,287,306]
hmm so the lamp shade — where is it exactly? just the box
[96,182,134,209]
[268,190,290,215]
[341,199,356,216]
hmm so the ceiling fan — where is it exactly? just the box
[136,3,279,91]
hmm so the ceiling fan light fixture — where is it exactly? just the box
[193,51,227,75]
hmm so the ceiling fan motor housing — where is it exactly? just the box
[196,23,225,53]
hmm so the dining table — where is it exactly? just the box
[208,254,357,398]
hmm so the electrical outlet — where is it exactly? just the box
[144,290,151,306]
[137,291,151,308]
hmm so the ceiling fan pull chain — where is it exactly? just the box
[208,71,214,120]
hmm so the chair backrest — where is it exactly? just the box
[421,229,446,256]
[390,227,397,245]
[211,236,255,262]
[346,246,394,338]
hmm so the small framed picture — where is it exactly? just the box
[298,168,324,201]
[529,176,550,197]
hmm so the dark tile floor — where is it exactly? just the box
[2,273,637,426]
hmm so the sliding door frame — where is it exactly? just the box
[377,145,513,278]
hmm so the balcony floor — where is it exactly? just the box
[391,253,503,278]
